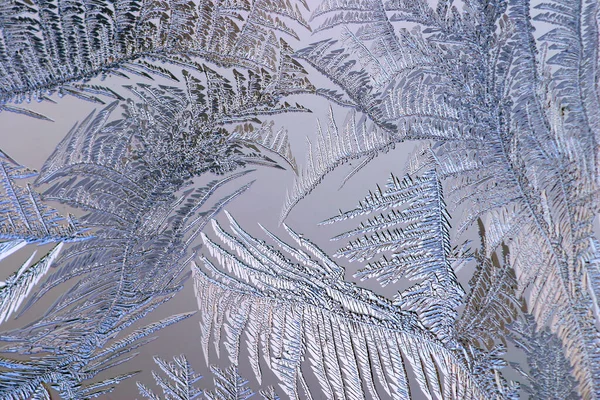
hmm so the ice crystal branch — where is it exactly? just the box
[194,211,517,399]
[137,355,203,400]
[0,0,314,118]
[456,220,523,351]
[0,151,87,244]
[0,60,305,397]
[508,315,580,399]
[205,365,254,400]
[295,0,600,396]
[137,355,282,400]
[0,243,62,326]
[280,107,394,221]
[322,164,465,345]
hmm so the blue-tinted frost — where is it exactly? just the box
[0,0,598,398]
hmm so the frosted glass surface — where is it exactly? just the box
[1,0,599,399]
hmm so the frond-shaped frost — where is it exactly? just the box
[282,0,508,218]
[0,0,314,118]
[194,211,513,400]
[0,312,194,399]
[231,121,298,174]
[31,384,52,400]
[205,365,254,400]
[456,220,522,351]
[509,315,579,399]
[259,386,281,400]
[299,0,600,397]
[0,68,287,396]
[532,0,600,177]
[0,151,87,244]
[447,3,600,396]
[297,0,488,140]
[137,355,202,400]
[137,357,282,400]
[280,107,393,221]
[0,242,62,325]
[322,163,464,345]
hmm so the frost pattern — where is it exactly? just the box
[194,211,517,399]
[0,243,62,325]
[205,365,254,400]
[455,220,522,351]
[509,315,580,399]
[0,60,308,397]
[0,150,86,328]
[137,355,280,400]
[0,0,313,119]
[0,0,598,398]
[0,151,86,244]
[288,0,600,397]
[137,355,203,400]
[321,164,464,346]
[280,107,393,221]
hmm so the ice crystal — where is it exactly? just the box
[0,0,598,398]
